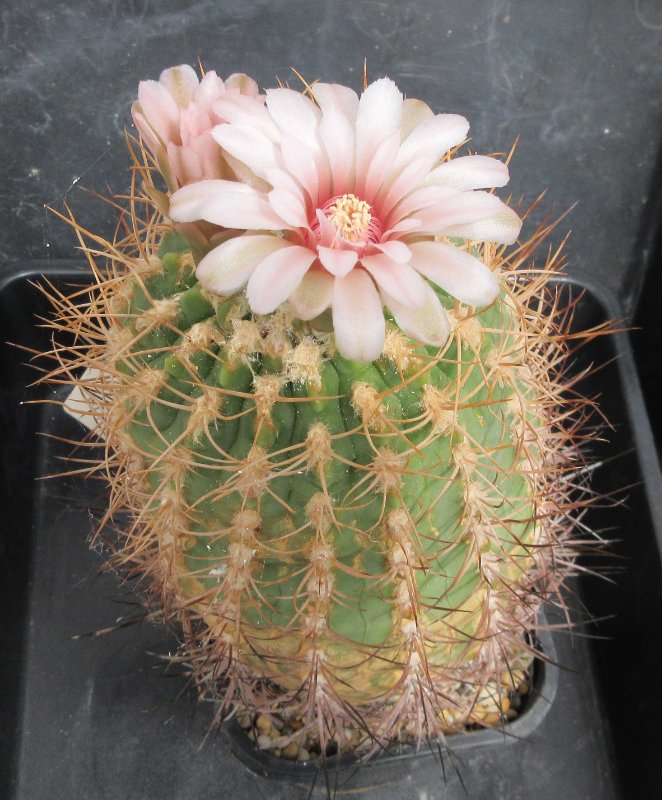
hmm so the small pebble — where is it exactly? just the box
[257,734,274,750]
[282,742,299,759]
[256,714,273,735]
[271,735,289,749]
[236,712,251,729]
[297,748,310,762]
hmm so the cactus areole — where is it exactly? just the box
[46,65,598,758]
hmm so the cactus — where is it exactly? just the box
[42,67,598,757]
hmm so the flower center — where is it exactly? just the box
[326,193,373,243]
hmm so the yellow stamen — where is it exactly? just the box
[327,193,372,242]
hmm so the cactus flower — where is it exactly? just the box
[169,77,522,360]
[132,64,261,190]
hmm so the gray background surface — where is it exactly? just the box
[2,0,662,312]
[2,4,662,798]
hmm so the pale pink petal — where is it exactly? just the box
[159,64,200,107]
[288,270,334,319]
[169,180,287,229]
[190,133,226,181]
[317,96,355,195]
[427,155,510,190]
[400,98,434,140]
[247,245,317,314]
[268,188,309,228]
[224,73,260,97]
[313,83,359,124]
[312,84,359,195]
[264,166,302,196]
[360,254,428,309]
[381,282,451,348]
[194,70,227,111]
[382,217,422,238]
[137,80,181,144]
[167,142,202,186]
[373,240,411,264]
[415,191,509,234]
[281,136,319,205]
[222,151,271,192]
[361,130,401,201]
[179,103,212,143]
[211,123,280,181]
[131,105,160,154]
[169,179,229,219]
[197,235,287,295]
[355,78,403,193]
[408,241,500,307]
[376,156,436,218]
[318,246,358,277]
[394,114,469,171]
[315,145,334,204]
[212,94,280,140]
[266,88,321,152]
[442,205,522,244]
[386,185,458,226]
[315,209,339,247]
[332,270,386,362]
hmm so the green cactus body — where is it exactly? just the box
[75,227,560,743]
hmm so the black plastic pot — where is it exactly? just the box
[2,262,662,800]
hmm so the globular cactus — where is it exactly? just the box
[43,65,596,757]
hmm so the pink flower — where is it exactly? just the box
[132,64,261,190]
[169,78,522,361]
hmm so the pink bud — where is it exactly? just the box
[132,64,262,190]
